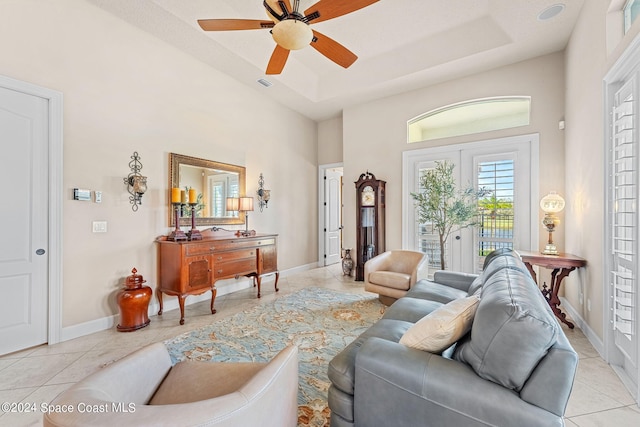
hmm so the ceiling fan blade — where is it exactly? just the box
[266,44,290,74]
[198,19,274,31]
[304,0,378,24]
[310,30,357,69]
[264,0,293,21]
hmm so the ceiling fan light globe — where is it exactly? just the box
[272,20,312,50]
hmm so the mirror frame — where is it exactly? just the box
[169,153,246,226]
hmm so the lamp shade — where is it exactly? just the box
[239,197,254,212]
[540,191,565,213]
[226,197,239,212]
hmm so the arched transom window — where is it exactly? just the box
[407,96,531,143]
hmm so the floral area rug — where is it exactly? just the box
[164,287,385,427]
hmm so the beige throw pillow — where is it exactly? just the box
[400,295,480,353]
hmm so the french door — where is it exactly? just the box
[606,73,639,398]
[604,35,640,403]
[403,134,538,276]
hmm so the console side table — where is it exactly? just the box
[517,250,587,329]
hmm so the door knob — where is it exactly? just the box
[36,249,46,255]
[455,236,461,240]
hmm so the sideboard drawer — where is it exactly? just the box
[214,238,276,252]
[185,243,215,256]
[213,248,255,263]
[215,259,257,278]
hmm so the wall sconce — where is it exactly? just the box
[123,151,147,212]
[540,191,565,255]
[257,173,271,212]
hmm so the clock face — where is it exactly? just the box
[361,185,375,206]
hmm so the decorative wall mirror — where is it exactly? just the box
[169,153,246,226]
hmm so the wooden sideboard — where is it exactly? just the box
[156,230,279,325]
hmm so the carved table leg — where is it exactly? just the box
[210,286,217,315]
[548,267,575,329]
[523,262,537,284]
[157,290,164,316]
[178,295,186,325]
[256,275,262,298]
[523,262,575,329]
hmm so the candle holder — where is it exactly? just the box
[168,203,187,241]
[187,203,202,241]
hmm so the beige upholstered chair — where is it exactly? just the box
[364,250,428,305]
[43,343,299,427]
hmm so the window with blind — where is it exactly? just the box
[476,160,515,270]
[611,79,637,342]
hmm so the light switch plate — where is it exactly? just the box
[92,221,107,233]
[94,191,102,203]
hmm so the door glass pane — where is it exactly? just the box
[476,160,515,271]
[624,0,640,34]
[415,165,447,277]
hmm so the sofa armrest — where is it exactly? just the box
[354,338,563,427]
[433,270,479,292]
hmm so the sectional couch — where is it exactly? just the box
[328,249,578,427]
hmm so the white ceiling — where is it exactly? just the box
[87,0,584,121]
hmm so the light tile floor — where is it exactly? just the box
[1,264,639,426]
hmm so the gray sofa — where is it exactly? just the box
[328,249,578,427]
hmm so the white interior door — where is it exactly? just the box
[0,85,49,355]
[324,167,343,266]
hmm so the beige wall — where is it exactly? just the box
[340,52,566,261]
[318,116,343,166]
[564,1,640,341]
[0,0,318,328]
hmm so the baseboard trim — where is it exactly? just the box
[559,296,605,357]
[59,263,319,343]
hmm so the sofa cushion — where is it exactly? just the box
[382,297,443,323]
[400,295,480,353]
[454,268,559,391]
[368,271,411,290]
[406,280,468,304]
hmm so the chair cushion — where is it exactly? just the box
[454,268,559,392]
[368,271,411,291]
[400,295,480,353]
[149,361,265,405]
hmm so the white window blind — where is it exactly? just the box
[611,81,637,340]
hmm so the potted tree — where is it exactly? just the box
[411,160,490,270]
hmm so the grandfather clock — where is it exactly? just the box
[355,172,386,281]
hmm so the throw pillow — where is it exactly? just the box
[399,295,480,353]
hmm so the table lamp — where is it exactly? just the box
[540,191,565,255]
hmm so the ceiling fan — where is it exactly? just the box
[197,0,379,74]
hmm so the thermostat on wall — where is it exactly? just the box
[73,188,91,201]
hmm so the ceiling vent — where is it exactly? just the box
[257,78,273,87]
